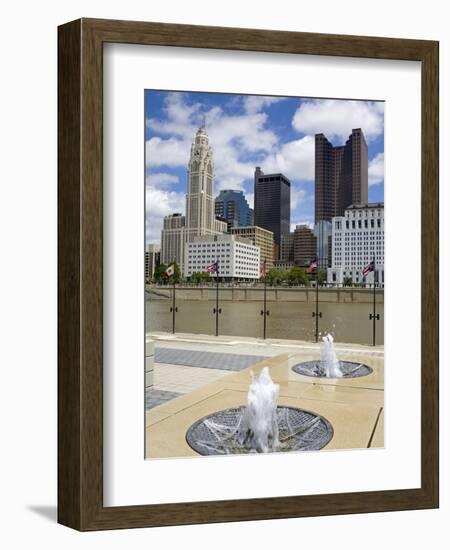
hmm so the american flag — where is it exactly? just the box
[207,261,219,274]
[362,260,375,277]
[306,257,318,273]
[260,259,268,276]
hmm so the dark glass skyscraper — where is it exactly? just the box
[214,189,253,230]
[315,128,368,224]
[254,167,291,258]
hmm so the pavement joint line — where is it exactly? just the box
[270,343,384,354]
[367,406,384,448]
[155,388,226,418]
[311,382,384,392]
[149,334,384,354]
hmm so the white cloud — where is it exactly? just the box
[145,187,185,246]
[368,152,385,186]
[242,96,284,114]
[146,92,200,138]
[290,220,314,231]
[145,94,384,245]
[245,192,254,210]
[146,172,179,188]
[263,135,315,181]
[146,94,280,188]
[290,186,307,210]
[145,137,190,168]
[292,99,384,143]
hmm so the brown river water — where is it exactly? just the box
[146,296,384,346]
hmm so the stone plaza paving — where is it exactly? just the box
[146,348,268,409]
[145,332,384,457]
[155,347,270,371]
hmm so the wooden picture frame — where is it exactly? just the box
[58,18,439,531]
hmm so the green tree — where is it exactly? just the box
[153,263,167,284]
[317,269,327,286]
[171,262,182,283]
[267,268,286,286]
[286,267,309,286]
[343,276,353,287]
[153,262,182,284]
[190,271,210,284]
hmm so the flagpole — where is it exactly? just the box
[214,260,220,337]
[172,277,176,334]
[316,224,322,343]
[315,266,319,343]
[263,261,268,339]
[263,276,267,340]
[372,256,376,346]
[309,255,321,343]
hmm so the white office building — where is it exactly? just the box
[327,203,384,286]
[185,234,260,280]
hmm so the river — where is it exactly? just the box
[146,297,384,346]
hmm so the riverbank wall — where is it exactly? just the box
[146,285,384,304]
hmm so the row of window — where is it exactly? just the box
[335,219,382,230]
[344,209,383,218]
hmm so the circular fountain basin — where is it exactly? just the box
[292,360,373,379]
[185,406,333,456]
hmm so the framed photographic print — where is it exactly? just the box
[58,18,439,530]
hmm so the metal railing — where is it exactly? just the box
[149,281,383,346]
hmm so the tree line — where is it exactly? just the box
[146,263,354,287]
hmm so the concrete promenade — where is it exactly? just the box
[145,332,384,458]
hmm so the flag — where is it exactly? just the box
[307,257,318,273]
[207,261,219,274]
[362,260,375,278]
[163,264,175,279]
[260,259,268,277]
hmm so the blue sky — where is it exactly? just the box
[145,91,384,246]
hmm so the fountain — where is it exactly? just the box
[292,333,373,378]
[185,367,333,456]
[320,334,343,377]
[237,367,280,453]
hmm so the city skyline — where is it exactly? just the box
[145,90,384,246]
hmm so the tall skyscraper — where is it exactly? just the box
[254,167,291,258]
[279,225,317,267]
[160,213,186,272]
[160,124,225,275]
[280,233,295,263]
[145,243,160,282]
[293,225,317,267]
[215,189,254,230]
[314,220,332,269]
[185,125,217,241]
[315,129,368,224]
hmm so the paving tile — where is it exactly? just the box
[154,363,233,394]
[300,383,384,408]
[155,347,269,371]
[145,388,181,410]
